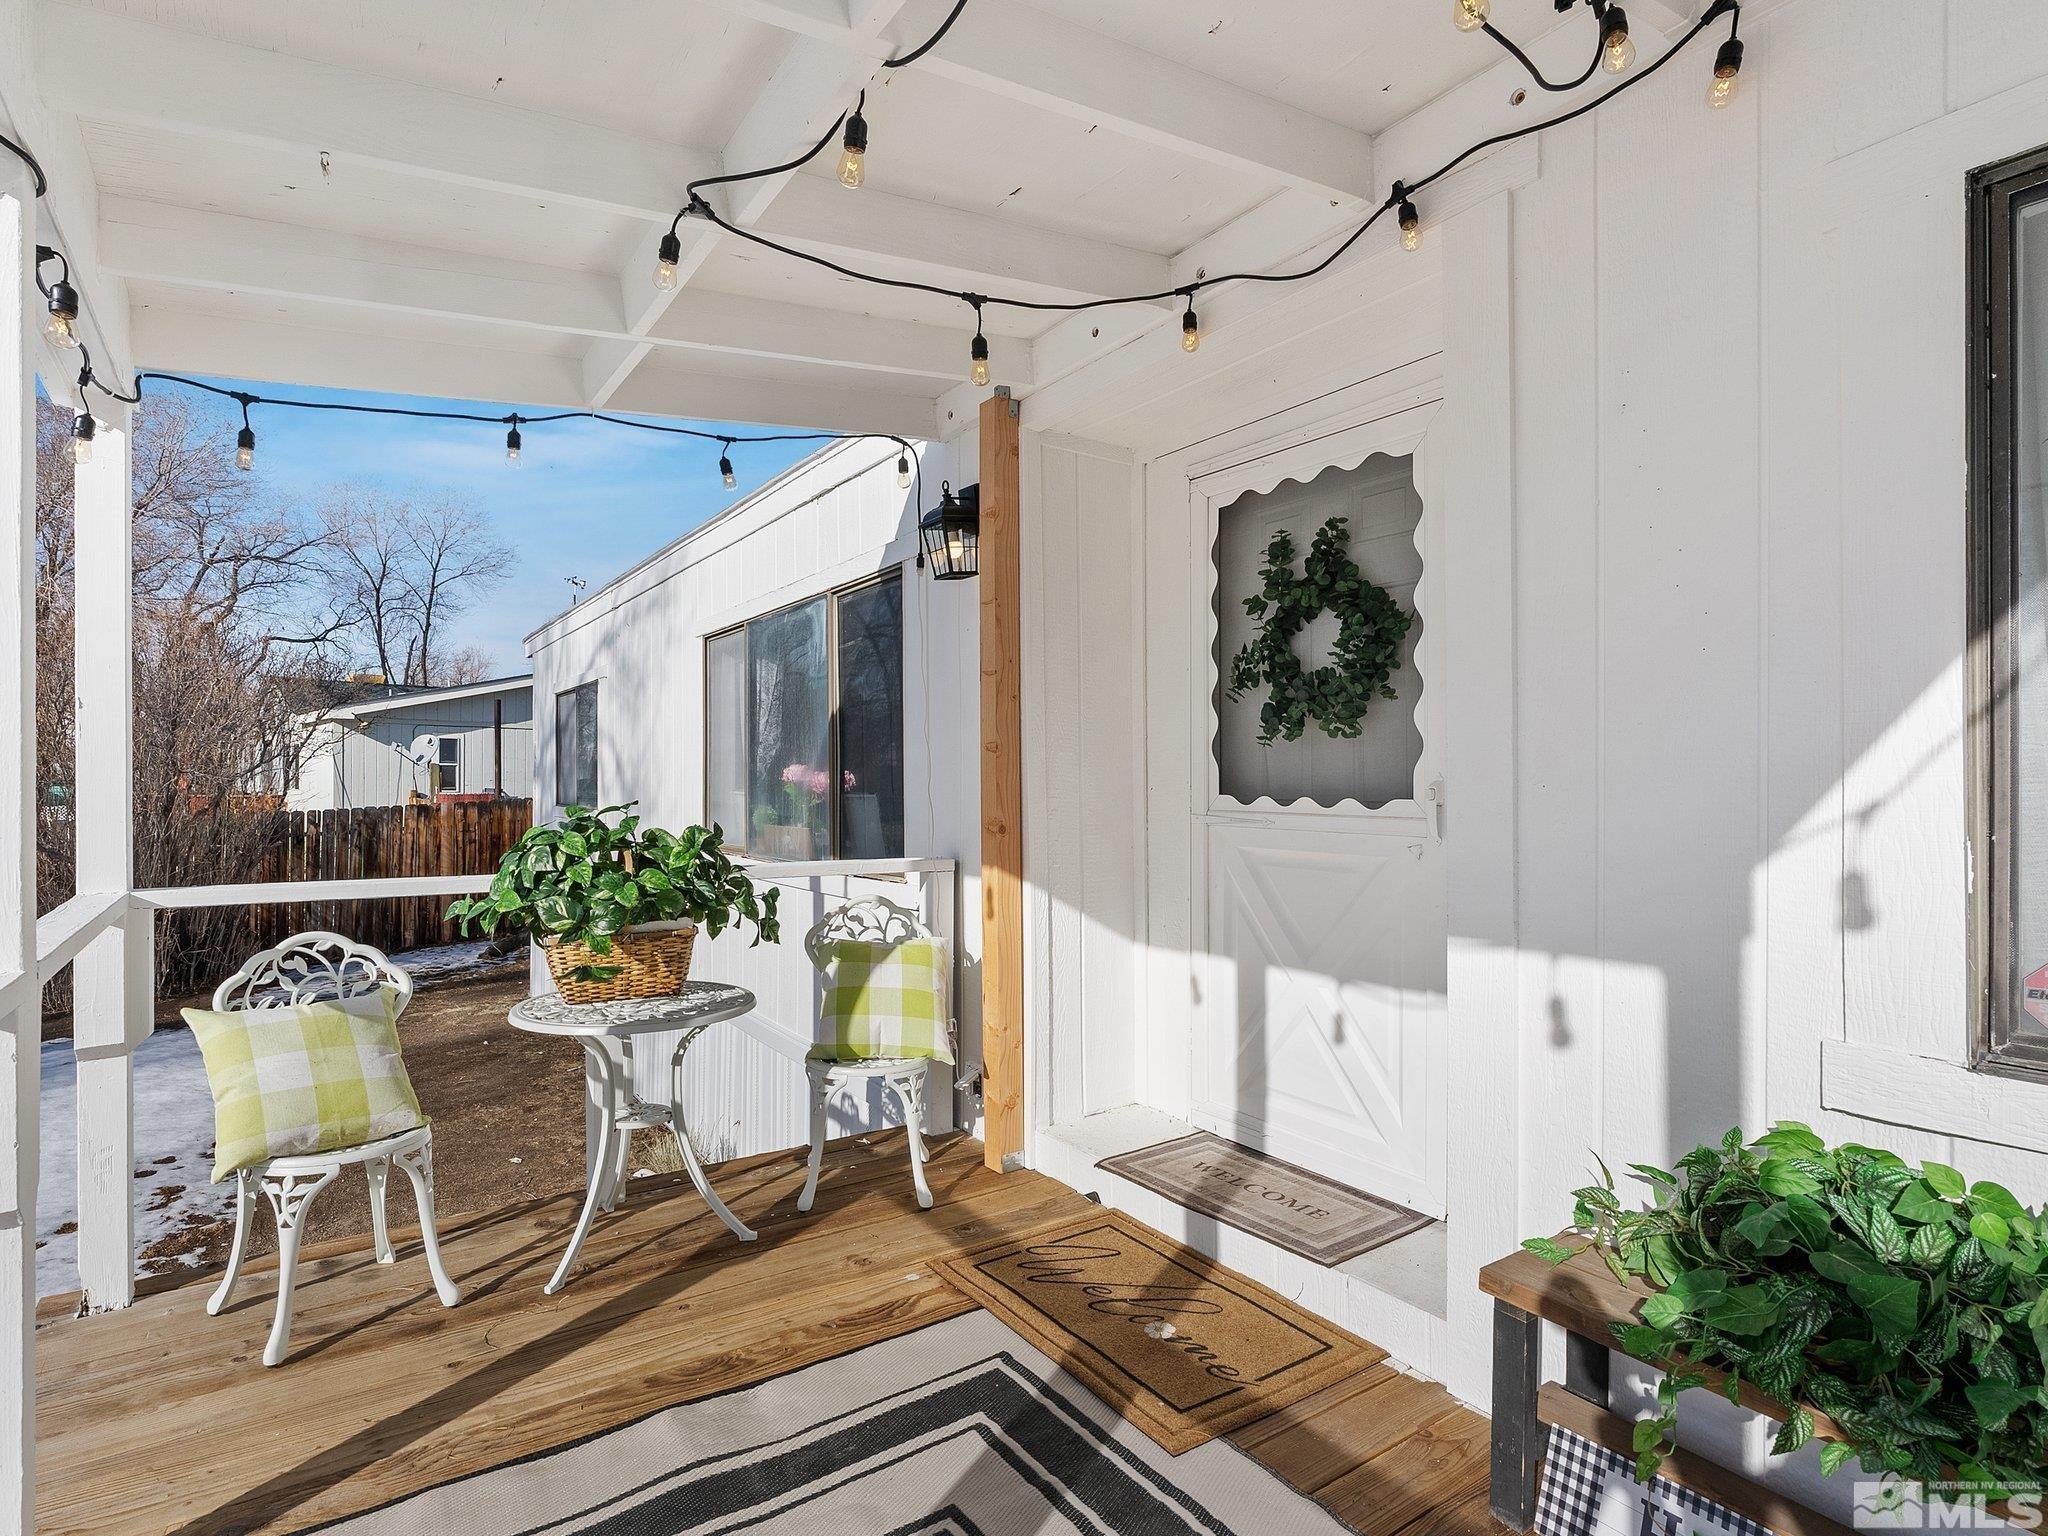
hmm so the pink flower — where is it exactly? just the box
[842,770,857,792]
[805,767,832,797]
[781,762,808,785]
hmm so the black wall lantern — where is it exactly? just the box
[918,480,980,581]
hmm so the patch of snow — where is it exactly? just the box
[390,939,521,986]
[37,1026,232,1297]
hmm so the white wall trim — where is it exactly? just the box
[1820,1040,2048,1155]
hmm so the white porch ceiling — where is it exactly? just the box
[27,0,1636,434]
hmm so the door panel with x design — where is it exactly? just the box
[1196,821,1446,1215]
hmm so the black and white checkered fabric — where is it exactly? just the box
[1536,1425,1775,1536]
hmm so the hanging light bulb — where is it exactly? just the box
[1706,36,1744,108]
[69,410,95,466]
[1600,6,1636,73]
[505,422,522,462]
[43,276,80,351]
[969,329,990,388]
[897,453,912,490]
[838,107,868,190]
[720,452,737,490]
[1452,0,1489,31]
[653,231,682,291]
[1182,297,1200,353]
[1398,197,1422,252]
[235,425,256,472]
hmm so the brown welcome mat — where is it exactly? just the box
[1096,1131,1434,1267]
[935,1206,1383,1454]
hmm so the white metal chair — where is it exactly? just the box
[798,896,954,1212]
[205,931,460,1366]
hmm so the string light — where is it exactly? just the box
[69,410,94,465]
[1707,35,1744,107]
[1397,189,1422,252]
[838,100,868,189]
[235,425,256,471]
[653,231,682,291]
[969,309,990,387]
[1181,296,1200,353]
[719,447,737,489]
[1600,6,1636,73]
[1453,0,1489,31]
[35,248,80,351]
[505,419,522,461]
[897,452,912,489]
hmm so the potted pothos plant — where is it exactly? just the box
[446,803,780,1004]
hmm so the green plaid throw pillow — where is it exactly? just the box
[812,937,954,1064]
[183,987,426,1181]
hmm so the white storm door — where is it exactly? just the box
[1191,427,1447,1217]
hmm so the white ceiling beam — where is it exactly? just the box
[754,175,1172,308]
[35,3,717,222]
[130,302,935,439]
[603,358,934,439]
[581,1,910,407]
[100,201,1029,385]
[130,305,588,412]
[702,0,1377,202]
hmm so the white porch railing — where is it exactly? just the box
[45,856,958,1314]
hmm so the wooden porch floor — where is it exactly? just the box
[36,1132,1496,1536]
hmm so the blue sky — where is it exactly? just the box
[166,375,825,675]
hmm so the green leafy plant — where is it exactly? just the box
[445,803,779,977]
[1526,1124,2047,1491]
[1226,515,1414,745]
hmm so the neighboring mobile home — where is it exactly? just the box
[527,439,974,1152]
[284,675,534,811]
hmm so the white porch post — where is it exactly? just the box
[73,396,139,1310]
[0,154,42,1531]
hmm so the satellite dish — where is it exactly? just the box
[406,732,440,769]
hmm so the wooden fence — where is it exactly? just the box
[240,799,532,958]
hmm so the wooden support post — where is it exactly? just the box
[978,389,1024,1172]
[73,398,138,1309]
[0,157,42,1533]
[1490,1299,1546,1530]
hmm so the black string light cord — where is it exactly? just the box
[674,0,1740,338]
[3,0,1741,455]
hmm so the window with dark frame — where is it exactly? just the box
[706,571,905,861]
[436,735,461,796]
[1969,143,2048,1079]
[554,681,599,809]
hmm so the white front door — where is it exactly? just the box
[1190,423,1447,1217]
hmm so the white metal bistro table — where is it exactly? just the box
[509,983,757,1293]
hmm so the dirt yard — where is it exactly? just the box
[139,974,639,1274]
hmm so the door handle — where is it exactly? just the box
[1425,778,1444,844]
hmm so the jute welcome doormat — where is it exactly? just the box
[936,1207,1382,1453]
[1097,1132,1434,1267]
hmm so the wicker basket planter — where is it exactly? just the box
[544,922,696,1005]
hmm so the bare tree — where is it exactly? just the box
[318,493,513,685]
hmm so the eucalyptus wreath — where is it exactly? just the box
[1226,514,1414,745]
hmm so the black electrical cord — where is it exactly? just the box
[676,0,1737,320]
[7,0,1741,431]
[1480,20,1605,94]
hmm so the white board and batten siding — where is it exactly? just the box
[1009,2,2048,1510]
[525,437,981,1159]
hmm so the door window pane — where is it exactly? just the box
[706,630,748,848]
[837,577,905,858]
[554,682,598,807]
[747,599,830,859]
